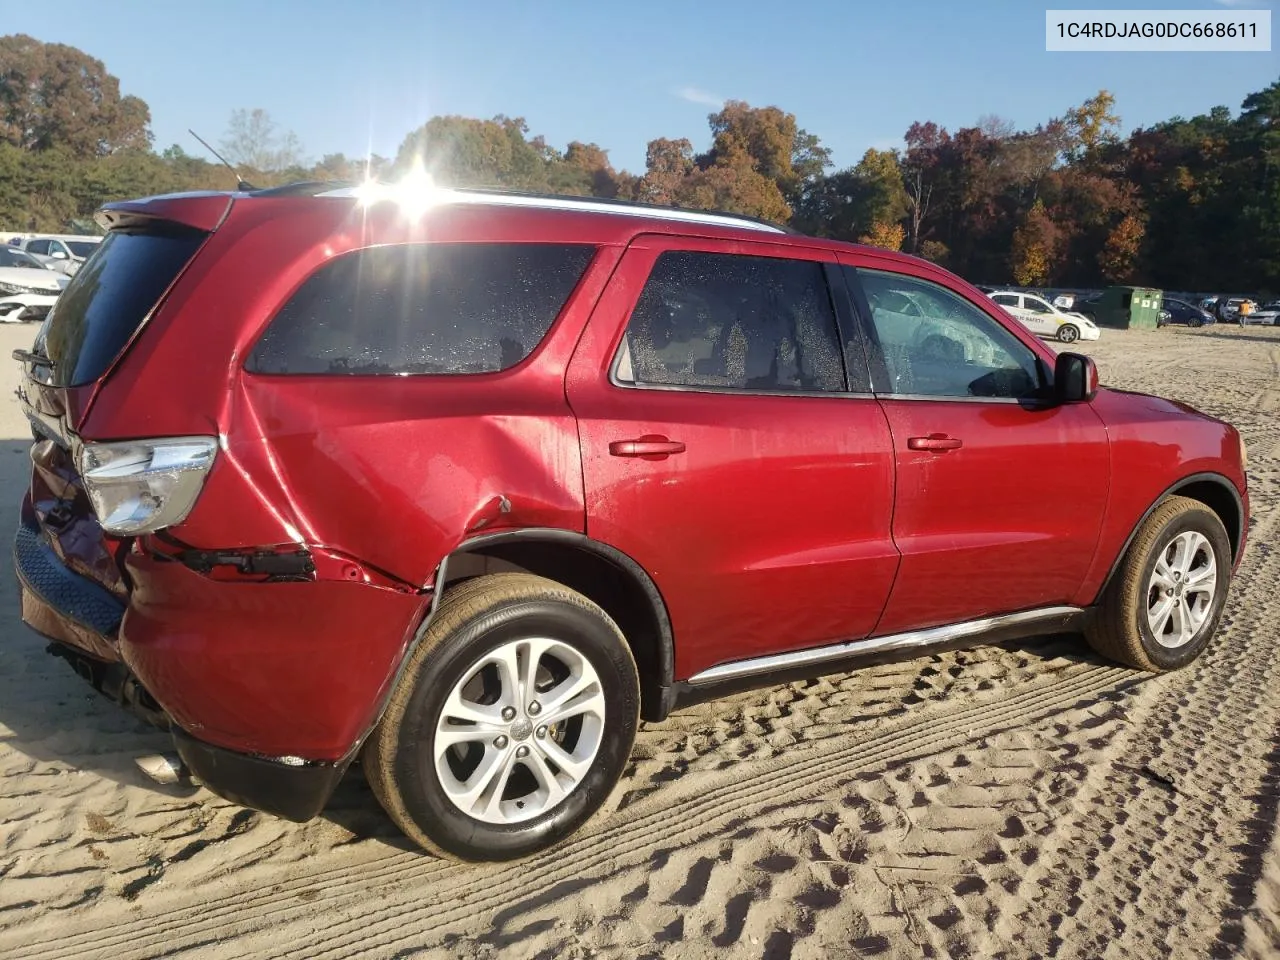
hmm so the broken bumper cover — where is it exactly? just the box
[13,516,429,821]
[172,728,348,822]
[14,514,125,661]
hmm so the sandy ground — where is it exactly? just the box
[1,321,1279,959]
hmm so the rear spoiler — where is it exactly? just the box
[96,192,236,233]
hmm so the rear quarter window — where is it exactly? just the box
[42,225,207,387]
[247,242,596,376]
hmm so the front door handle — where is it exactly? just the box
[609,435,687,460]
[907,434,963,452]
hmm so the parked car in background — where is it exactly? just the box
[1160,298,1215,328]
[1213,297,1263,324]
[0,246,67,323]
[18,235,103,276]
[1249,300,1280,325]
[989,290,1101,342]
[13,182,1248,861]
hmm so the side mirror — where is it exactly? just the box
[49,249,68,260]
[1054,352,1098,403]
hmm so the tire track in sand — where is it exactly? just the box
[2,663,1133,960]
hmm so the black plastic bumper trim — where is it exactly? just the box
[171,728,350,823]
[14,518,125,635]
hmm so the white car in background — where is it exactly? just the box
[17,234,103,276]
[1250,300,1280,325]
[988,290,1101,343]
[0,247,68,322]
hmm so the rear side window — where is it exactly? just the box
[42,226,207,387]
[614,250,849,393]
[248,243,595,376]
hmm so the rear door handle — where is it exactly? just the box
[907,434,963,452]
[609,436,686,459]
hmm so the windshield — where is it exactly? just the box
[0,248,46,270]
[41,226,207,386]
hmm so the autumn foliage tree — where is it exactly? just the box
[1010,200,1057,285]
[0,35,151,156]
[859,221,905,251]
[0,33,1274,295]
[1098,214,1145,282]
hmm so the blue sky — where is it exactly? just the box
[5,0,1276,173]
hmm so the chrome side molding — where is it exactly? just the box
[686,605,1084,686]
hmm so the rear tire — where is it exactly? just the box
[364,573,639,861]
[1086,496,1232,671]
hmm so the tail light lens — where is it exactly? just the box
[78,437,218,535]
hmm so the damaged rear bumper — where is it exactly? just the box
[13,513,429,822]
[171,729,348,822]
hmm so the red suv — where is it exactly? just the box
[14,182,1249,861]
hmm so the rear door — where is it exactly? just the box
[566,234,900,680]
[840,255,1110,635]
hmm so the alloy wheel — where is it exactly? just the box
[1146,531,1217,648]
[433,637,606,824]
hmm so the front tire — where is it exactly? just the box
[1086,496,1232,671]
[363,573,640,861]
[1057,324,1080,343]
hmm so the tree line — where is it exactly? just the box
[1,35,1276,293]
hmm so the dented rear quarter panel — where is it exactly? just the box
[81,199,630,585]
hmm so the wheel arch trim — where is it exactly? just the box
[347,528,677,760]
[1096,471,1245,604]
[445,527,676,697]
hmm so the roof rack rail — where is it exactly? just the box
[249,179,357,198]
[295,180,793,235]
[450,186,798,235]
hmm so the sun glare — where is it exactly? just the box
[354,158,451,220]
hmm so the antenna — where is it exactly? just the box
[188,129,257,191]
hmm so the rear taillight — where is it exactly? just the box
[78,437,217,535]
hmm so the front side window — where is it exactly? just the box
[1023,296,1053,314]
[614,250,848,394]
[66,241,100,258]
[854,268,1045,400]
[248,243,595,376]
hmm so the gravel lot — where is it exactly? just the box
[1,321,1278,959]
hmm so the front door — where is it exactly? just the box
[566,235,900,680]
[1019,294,1061,338]
[842,257,1110,636]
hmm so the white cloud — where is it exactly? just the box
[674,86,725,108]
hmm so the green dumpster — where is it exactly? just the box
[1080,286,1164,329]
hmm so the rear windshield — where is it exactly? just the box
[42,226,206,386]
[246,242,596,376]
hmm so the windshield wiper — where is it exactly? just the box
[12,349,54,368]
